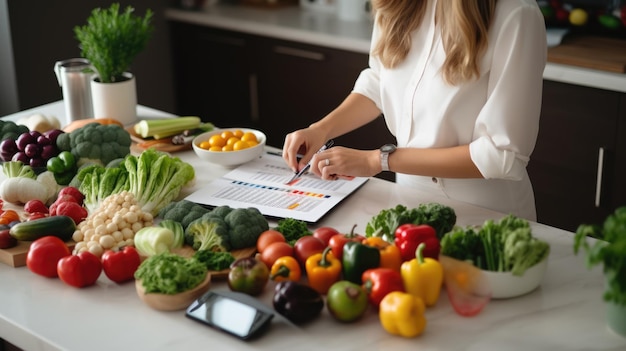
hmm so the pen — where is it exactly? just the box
[286,140,334,184]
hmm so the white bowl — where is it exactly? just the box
[482,256,549,299]
[192,128,266,167]
[135,273,211,311]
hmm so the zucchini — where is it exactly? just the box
[9,215,76,242]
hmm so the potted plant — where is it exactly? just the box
[574,206,626,338]
[74,3,153,124]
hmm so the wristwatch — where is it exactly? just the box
[379,144,397,172]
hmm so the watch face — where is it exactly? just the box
[381,144,396,153]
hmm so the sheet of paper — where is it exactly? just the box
[185,153,369,223]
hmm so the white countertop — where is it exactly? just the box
[165,4,626,93]
[0,101,625,350]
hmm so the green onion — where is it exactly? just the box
[134,116,201,139]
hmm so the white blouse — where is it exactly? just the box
[352,0,547,220]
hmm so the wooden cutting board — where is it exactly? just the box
[547,36,626,73]
[126,126,193,153]
[0,240,76,267]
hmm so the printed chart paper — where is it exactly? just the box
[185,154,368,223]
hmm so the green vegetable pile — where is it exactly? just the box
[134,252,207,295]
[365,203,457,242]
[56,123,131,166]
[574,207,626,306]
[184,205,269,252]
[440,215,550,276]
[274,217,311,245]
[192,250,235,271]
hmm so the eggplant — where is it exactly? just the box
[272,281,324,325]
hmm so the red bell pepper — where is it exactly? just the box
[394,224,440,262]
[102,246,141,283]
[362,267,405,307]
[57,251,102,288]
[26,236,71,278]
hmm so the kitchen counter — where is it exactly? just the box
[165,3,626,93]
[1,101,625,350]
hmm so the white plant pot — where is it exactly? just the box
[90,72,138,125]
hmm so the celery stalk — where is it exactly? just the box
[134,116,201,139]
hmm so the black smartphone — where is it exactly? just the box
[186,291,274,340]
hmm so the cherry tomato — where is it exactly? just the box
[257,230,286,253]
[260,241,294,268]
[312,226,340,246]
[26,236,71,278]
[293,236,326,267]
[0,210,20,225]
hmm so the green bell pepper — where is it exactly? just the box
[46,151,77,185]
[342,241,380,284]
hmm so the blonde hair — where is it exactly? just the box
[371,0,496,85]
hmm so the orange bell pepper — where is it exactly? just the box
[362,236,402,272]
[305,247,342,294]
[270,255,301,282]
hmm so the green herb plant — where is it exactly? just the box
[74,3,154,83]
[574,207,626,306]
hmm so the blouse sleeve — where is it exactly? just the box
[469,3,547,180]
[352,21,383,110]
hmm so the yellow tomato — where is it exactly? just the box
[233,140,250,151]
[247,140,259,147]
[226,136,240,146]
[233,129,244,138]
[241,132,258,143]
[222,144,234,152]
[199,141,212,150]
[209,134,226,148]
[221,130,235,140]
[209,146,222,152]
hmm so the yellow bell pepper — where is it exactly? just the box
[305,247,342,294]
[379,291,426,338]
[400,243,443,307]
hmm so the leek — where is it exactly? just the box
[134,116,201,139]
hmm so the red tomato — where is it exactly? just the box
[293,236,326,267]
[26,236,71,278]
[312,226,340,246]
[257,230,286,253]
[57,186,85,205]
[260,241,294,268]
[57,251,103,288]
[102,247,141,283]
[23,199,49,214]
[328,232,365,261]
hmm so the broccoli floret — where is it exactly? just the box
[224,207,269,250]
[275,217,311,245]
[56,123,131,166]
[184,214,231,252]
[159,200,210,230]
[210,205,234,218]
[0,120,29,141]
[192,250,235,271]
[440,226,485,268]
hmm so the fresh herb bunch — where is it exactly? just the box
[74,3,153,83]
[574,207,626,306]
[275,218,311,245]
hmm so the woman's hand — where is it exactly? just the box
[309,147,380,180]
[282,127,327,173]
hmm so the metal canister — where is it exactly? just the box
[54,58,94,125]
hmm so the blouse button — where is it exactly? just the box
[431,177,438,184]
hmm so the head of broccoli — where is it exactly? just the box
[56,123,131,166]
[184,214,230,252]
[224,207,269,250]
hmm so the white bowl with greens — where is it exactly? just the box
[440,214,550,299]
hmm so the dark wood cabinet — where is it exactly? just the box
[169,22,396,180]
[527,80,626,232]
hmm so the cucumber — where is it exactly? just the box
[9,215,76,242]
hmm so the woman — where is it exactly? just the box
[282,0,547,220]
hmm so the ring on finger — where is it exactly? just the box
[325,159,330,166]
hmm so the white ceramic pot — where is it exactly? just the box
[90,72,138,125]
